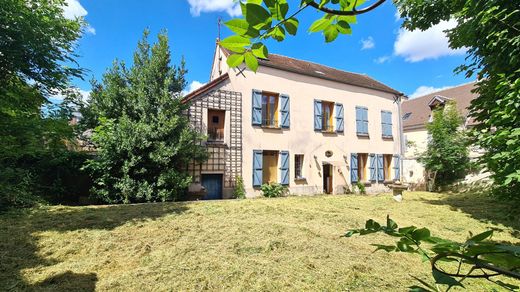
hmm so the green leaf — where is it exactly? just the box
[398,226,417,235]
[309,18,332,32]
[251,42,268,59]
[411,228,431,241]
[432,269,464,289]
[466,230,493,243]
[386,216,398,230]
[224,19,250,36]
[372,244,396,252]
[244,52,259,72]
[397,241,415,252]
[284,18,299,35]
[219,35,251,53]
[226,53,244,67]
[336,21,352,34]
[245,3,270,26]
[338,15,357,24]
[344,230,358,237]
[271,26,285,41]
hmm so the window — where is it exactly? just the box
[383,154,393,180]
[262,92,279,127]
[357,153,368,181]
[207,109,225,141]
[356,107,369,136]
[295,154,304,179]
[262,151,279,184]
[381,111,393,138]
[253,150,290,187]
[321,101,334,132]
[402,112,412,120]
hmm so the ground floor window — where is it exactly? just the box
[295,154,304,179]
[383,154,393,181]
[358,153,368,182]
[262,150,279,184]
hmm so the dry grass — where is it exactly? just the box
[1,192,519,291]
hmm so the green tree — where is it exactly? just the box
[0,0,88,208]
[220,0,519,201]
[83,31,207,204]
[419,101,469,190]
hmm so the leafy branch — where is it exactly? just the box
[345,216,520,291]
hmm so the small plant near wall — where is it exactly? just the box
[233,176,246,199]
[261,183,288,198]
[356,182,366,194]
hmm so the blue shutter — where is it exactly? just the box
[350,153,358,183]
[382,111,393,137]
[362,108,369,135]
[356,107,362,134]
[376,154,384,182]
[335,103,344,132]
[393,155,400,180]
[369,154,376,182]
[314,100,322,130]
[280,94,290,128]
[252,90,262,126]
[253,150,263,187]
[280,151,290,185]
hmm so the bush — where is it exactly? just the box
[261,183,288,198]
[356,182,366,194]
[233,176,246,199]
[0,150,93,210]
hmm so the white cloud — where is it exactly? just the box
[187,0,242,17]
[62,0,95,35]
[360,37,375,50]
[394,20,465,62]
[409,85,454,99]
[52,89,91,103]
[374,55,391,64]
[183,80,205,95]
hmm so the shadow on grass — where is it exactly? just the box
[421,192,520,238]
[0,202,189,291]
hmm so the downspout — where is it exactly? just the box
[396,93,405,182]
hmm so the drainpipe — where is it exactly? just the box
[396,93,405,182]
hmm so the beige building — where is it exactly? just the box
[402,82,480,188]
[183,44,404,199]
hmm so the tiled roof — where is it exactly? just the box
[221,47,401,96]
[182,73,229,103]
[402,82,478,130]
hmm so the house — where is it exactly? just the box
[401,82,481,187]
[182,43,404,199]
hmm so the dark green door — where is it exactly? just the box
[201,174,223,200]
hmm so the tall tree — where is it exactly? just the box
[419,101,469,190]
[219,0,520,200]
[0,0,88,208]
[84,31,207,204]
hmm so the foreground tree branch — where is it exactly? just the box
[307,0,387,16]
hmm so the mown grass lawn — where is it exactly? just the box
[1,192,519,291]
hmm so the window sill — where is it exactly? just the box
[382,136,394,140]
[294,177,307,182]
[357,133,369,138]
[321,130,337,134]
[261,125,282,129]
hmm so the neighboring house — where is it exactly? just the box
[182,43,404,199]
[401,82,481,187]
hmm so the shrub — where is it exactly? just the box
[261,183,288,198]
[233,176,246,199]
[356,182,366,194]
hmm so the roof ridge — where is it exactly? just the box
[411,80,477,100]
[268,53,368,77]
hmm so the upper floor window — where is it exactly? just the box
[356,106,369,136]
[381,110,393,138]
[314,100,344,133]
[262,92,278,127]
[252,89,290,128]
[207,109,225,142]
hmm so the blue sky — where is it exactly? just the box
[64,0,473,100]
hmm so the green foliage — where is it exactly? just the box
[418,101,469,190]
[345,216,520,291]
[221,0,359,72]
[394,0,520,201]
[261,182,288,197]
[355,182,366,194]
[0,0,85,94]
[82,30,207,204]
[233,176,247,199]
